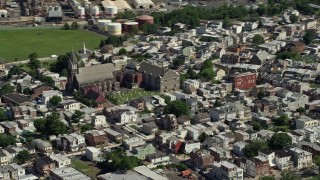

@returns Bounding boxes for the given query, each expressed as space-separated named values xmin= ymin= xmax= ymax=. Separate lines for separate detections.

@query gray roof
xmin=75 ymin=63 xmax=115 ymax=84
xmin=138 ymin=61 xmax=164 ymax=76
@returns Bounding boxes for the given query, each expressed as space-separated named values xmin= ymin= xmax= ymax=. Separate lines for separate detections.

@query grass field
xmin=72 ymin=160 xmax=100 ymax=179
xmin=106 ymin=89 xmax=160 ymax=105
xmin=0 ymin=28 xmax=104 ymax=62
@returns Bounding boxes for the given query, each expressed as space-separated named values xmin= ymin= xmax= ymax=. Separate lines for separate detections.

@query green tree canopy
xmin=71 ymin=21 xmax=80 ymax=30
xmin=290 ymin=14 xmax=298 ymax=23
xmin=252 ymin=121 xmax=262 ymax=131
xmin=99 ymin=148 xmax=141 ymax=172
xmin=244 ymin=140 xmax=268 ymax=158
xmin=269 ymin=133 xmax=292 ymax=150
xmin=71 ymin=110 xmax=85 ymax=123
xmin=34 ymin=118 xmax=46 ymax=134
xmin=252 ymin=34 xmax=265 ymax=45
xmin=259 ymin=176 xmax=275 ymax=180
xmin=164 ymin=100 xmax=190 ymax=117
xmin=303 ymin=29 xmax=317 ymax=45
xmin=49 ymin=95 xmax=62 ymax=107
xmin=273 ymin=115 xmax=288 ymax=126
xmin=0 ymin=134 xmax=16 ymax=148
xmin=81 ymin=124 xmax=93 ymax=133
xmin=63 ymin=23 xmax=70 ymax=30
xmin=15 ymin=150 xmax=31 ymax=164
xmin=118 ymin=48 xmax=128 ymax=55
xmin=0 ymin=83 xmax=14 ymax=97
xmin=198 ymin=132 xmax=209 ymax=143
xmin=46 ymin=112 xmax=67 ymax=135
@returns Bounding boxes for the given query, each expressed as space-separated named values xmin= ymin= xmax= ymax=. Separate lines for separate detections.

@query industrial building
xmin=108 ymin=22 xmax=122 ymax=35
xmin=102 ymin=0 xmax=131 ymax=11
xmin=136 ymin=15 xmax=154 ymax=27
xmin=130 ymin=0 xmax=155 ymax=9
xmin=46 ymin=5 xmax=62 ymax=22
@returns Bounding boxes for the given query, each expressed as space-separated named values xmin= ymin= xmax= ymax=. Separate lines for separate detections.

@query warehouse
xmin=102 ymin=0 xmax=131 ymax=11
xmin=130 ymin=0 xmax=154 ymax=9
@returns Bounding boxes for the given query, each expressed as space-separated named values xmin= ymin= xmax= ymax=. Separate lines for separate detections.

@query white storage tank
xmin=108 ymin=23 xmax=122 ymax=36
xmin=97 ymin=19 xmax=111 ymax=31
xmin=77 ymin=6 xmax=85 ymax=19
xmin=105 ymin=6 xmax=117 ymax=17
xmin=91 ymin=6 xmax=99 ymax=17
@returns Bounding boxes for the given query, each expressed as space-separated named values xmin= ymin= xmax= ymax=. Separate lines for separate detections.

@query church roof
xmin=138 ymin=61 xmax=164 ymax=76
xmin=75 ymin=63 xmax=115 ymax=84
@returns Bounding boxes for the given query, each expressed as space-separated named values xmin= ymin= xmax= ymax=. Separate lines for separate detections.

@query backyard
xmin=0 ymin=28 xmax=104 ymax=61
xmin=71 ymin=159 xmax=100 ymax=179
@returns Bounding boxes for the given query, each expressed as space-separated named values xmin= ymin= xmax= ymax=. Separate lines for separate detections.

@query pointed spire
xmin=71 ymin=48 xmax=78 ymax=64
xmin=83 ymin=42 xmax=86 ymax=55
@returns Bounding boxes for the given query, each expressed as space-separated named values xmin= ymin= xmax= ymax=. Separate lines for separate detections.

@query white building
xmin=123 ymin=137 xmax=145 ymax=151
xmin=61 ymin=100 xmax=81 ymax=111
xmin=258 ymin=149 xmax=276 ymax=167
xmin=92 ymin=115 xmax=108 ymax=127
xmin=40 ymin=90 xmax=63 ymax=105
xmin=85 ymin=147 xmax=102 ymax=162
xmin=209 ymin=161 xmax=243 ymax=180
xmin=130 ymin=0 xmax=154 ymax=9
xmin=49 ymin=154 xmax=71 ymax=168
xmin=184 ymin=141 xmax=201 ymax=154
xmin=289 ymin=147 xmax=313 ymax=169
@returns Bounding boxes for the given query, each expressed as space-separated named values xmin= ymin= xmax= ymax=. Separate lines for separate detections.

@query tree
xmin=214 ymin=100 xmax=222 ymax=107
xmin=114 ymin=11 xmax=136 ymax=19
xmin=296 ymin=107 xmax=306 ymax=113
xmin=315 ymin=155 xmax=320 ymax=172
xmin=199 ymin=68 xmax=216 ymax=82
xmin=34 ymin=118 xmax=46 ymax=134
xmin=176 ymin=163 xmax=188 ymax=171
xmin=258 ymin=19 xmax=263 ymax=28
xmin=252 ymin=34 xmax=265 ymax=45
xmin=71 ymin=110 xmax=85 ymax=123
xmin=164 ymin=100 xmax=190 ymax=117
xmin=222 ymin=17 xmax=231 ymax=29
xmin=273 ymin=115 xmax=288 ymax=126
xmin=63 ymin=23 xmax=70 ymax=30
xmin=244 ymin=140 xmax=268 ymax=158
xmin=173 ymin=58 xmax=185 ymax=68
xmin=28 ymin=52 xmax=38 ymax=60
xmin=71 ymin=21 xmax=80 ymax=30
xmin=269 ymin=133 xmax=292 ymax=150
xmin=27 ymin=58 xmax=41 ymax=70
xmin=280 ymin=169 xmax=300 ymax=180
xmin=15 ymin=150 xmax=31 ymax=164
xmin=8 ymin=65 xmax=22 ymax=78
xmin=259 ymin=176 xmax=275 ymax=180
xmin=49 ymin=95 xmax=62 ymax=107
xmin=23 ymin=88 xmax=32 ymax=95
xmin=201 ymin=59 xmax=213 ymax=70
xmin=141 ymin=23 xmax=158 ymax=34
xmin=99 ymin=148 xmax=141 ymax=172
xmin=303 ymin=29 xmax=317 ymax=45
xmin=0 ymin=83 xmax=14 ymax=96
xmin=0 ymin=108 xmax=9 ymax=122
xmin=118 ymin=48 xmax=128 ymax=55
xmin=290 ymin=14 xmax=298 ymax=23
xmin=45 ymin=112 xmax=67 ymax=135
xmin=252 ymin=121 xmax=262 ymax=131
xmin=0 ymin=134 xmax=16 ymax=148
xmin=198 ymin=132 xmax=208 ymax=143
xmin=81 ymin=124 xmax=93 ymax=133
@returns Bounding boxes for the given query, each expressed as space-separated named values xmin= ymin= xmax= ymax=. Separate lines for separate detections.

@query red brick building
xmin=85 ymin=130 xmax=108 ymax=147
xmin=190 ymin=149 xmax=214 ymax=169
xmin=230 ymin=72 xmax=256 ymax=90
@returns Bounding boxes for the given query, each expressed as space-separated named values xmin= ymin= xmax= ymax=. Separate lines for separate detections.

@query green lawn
xmin=72 ymin=160 xmax=100 ymax=179
xmin=0 ymin=28 xmax=104 ymax=62
xmin=106 ymin=89 xmax=160 ymax=105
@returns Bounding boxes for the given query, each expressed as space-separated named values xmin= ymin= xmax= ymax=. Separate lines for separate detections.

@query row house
xmin=33 ymin=156 xmax=55 ymax=176
xmin=85 ymin=130 xmax=108 ymax=147
xmin=208 ymin=161 xmax=243 ymax=180
xmin=289 ymin=147 xmax=313 ymax=169
xmin=238 ymin=156 xmax=270 ymax=178
xmin=156 ymin=114 xmax=178 ymax=131
xmin=106 ymin=109 xmax=138 ymax=124
xmin=190 ymin=149 xmax=214 ymax=170
xmin=32 ymin=139 xmax=53 ymax=155
xmin=57 ymin=133 xmax=86 ymax=152
xmin=9 ymin=105 xmax=37 ymax=120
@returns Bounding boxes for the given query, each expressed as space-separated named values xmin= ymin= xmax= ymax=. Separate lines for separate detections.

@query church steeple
xmin=67 ymin=49 xmax=79 ymax=92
